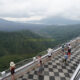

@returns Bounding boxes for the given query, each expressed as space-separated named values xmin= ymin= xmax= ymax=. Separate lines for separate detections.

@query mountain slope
xmin=0 ymin=30 xmax=56 ymax=71
xmin=0 ymin=18 xmax=47 ymax=31
xmin=26 ymin=16 xmax=80 ymax=25
xmin=37 ymin=24 xmax=80 ymax=42
xmin=0 ymin=30 xmax=55 ymax=56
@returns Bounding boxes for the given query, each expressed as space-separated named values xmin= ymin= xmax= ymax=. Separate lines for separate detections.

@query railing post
xmin=0 ymin=71 xmax=6 ymax=79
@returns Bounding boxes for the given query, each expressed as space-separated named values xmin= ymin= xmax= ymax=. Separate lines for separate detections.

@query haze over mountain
xmin=27 ymin=16 xmax=80 ymax=25
xmin=0 ymin=18 xmax=80 ymax=45
xmin=0 ymin=18 xmax=48 ymax=31
xmin=0 ymin=18 xmax=80 ymax=32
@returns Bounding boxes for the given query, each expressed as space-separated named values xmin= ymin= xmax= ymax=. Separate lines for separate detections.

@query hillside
xmin=0 ymin=30 xmax=55 ymax=71
xmin=0 ymin=19 xmax=47 ymax=31
xmin=37 ymin=24 xmax=80 ymax=43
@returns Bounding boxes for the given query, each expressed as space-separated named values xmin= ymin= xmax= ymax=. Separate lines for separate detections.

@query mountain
xmin=27 ymin=16 xmax=80 ymax=25
xmin=0 ymin=18 xmax=48 ymax=32
xmin=0 ymin=18 xmax=80 ymax=40
xmin=37 ymin=24 xmax=80 ymax=42
xmin=0 ymin=18 xmax=80 ymax=32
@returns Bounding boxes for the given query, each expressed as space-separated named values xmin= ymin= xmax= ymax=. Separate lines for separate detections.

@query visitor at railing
xmin=47 ymin=48 xmax=53 ymax=60
xmin=63 ymin=51 xmax=68 ymax=64
xmin=10 ymin=61 xmax=15 ymax=80
xmin=37 ymin=55 xmax=43 ymax=75
xmin=68 ymin=44 xmax=72 ymax=59
xmin=61 ymin=44 xmax=65 ymax=53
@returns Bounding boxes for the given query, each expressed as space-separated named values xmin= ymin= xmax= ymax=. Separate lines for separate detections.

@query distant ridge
xmin=0 ymin=18 xmax=48 ymax=32
xmin=26 ymin=16 xmax=80 ymax=25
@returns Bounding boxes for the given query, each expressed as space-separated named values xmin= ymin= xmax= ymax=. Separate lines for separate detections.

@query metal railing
xmin=5 ymin=58 xmax=33 ymax=73
xmin=74 ymin=69 xmax=80 ymax=80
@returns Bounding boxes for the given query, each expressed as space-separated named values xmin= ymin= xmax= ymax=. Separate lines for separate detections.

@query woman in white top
xmin=47 ymin=48 xmax=53 ymax=60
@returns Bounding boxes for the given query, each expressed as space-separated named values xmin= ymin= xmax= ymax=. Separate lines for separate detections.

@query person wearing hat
xmin=10 ymin=61 xmax=15 ymax=80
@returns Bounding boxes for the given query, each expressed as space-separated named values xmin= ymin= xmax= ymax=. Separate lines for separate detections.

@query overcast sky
xmin=0 ymin=0 xmax=80 ymax=21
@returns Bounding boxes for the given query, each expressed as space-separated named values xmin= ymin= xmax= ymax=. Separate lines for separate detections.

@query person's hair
xmin=40 ymin=60 xmax=42 ymax=65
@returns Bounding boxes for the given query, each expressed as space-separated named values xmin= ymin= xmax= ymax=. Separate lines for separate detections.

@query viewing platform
xmin=0 ymin=37 xmax=80 ymax=80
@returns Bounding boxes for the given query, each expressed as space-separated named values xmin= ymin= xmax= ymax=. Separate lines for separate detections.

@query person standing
xmin=37 ymin=55 xmax=43 ymax=75
xmin=68 ymin=44 xmax=72 ymax=59
xmin=62 ymin=44 xmax=65 ymax=53
xmin=65 ymin=43 xmax=69 ymax=51
xmin=47 ymin=48 xmax=53 ymax=60
xmin=64 ymin=51 xmax=68 ymax=63
xmin=10 ymin=61 xmax=15 ymax=80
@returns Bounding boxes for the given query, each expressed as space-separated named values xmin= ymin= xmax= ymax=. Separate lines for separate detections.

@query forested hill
xmin=0 ymin=30 xmax=55 ymax=71
xmin=37 ymin=24 xmax=80 ymax=42
xmin=0 ymin=19 xmax=47 ymax=31
xmin=0 ymin=30 xmax=55 ymax=56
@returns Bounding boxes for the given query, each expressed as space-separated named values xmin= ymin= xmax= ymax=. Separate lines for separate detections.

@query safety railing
xmin=4 ymin=50 xmax=47 ymax=73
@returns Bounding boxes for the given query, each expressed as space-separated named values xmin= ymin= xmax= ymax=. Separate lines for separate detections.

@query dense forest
xmin=37 ymin=24 xmax=80 ymax=42
xmin=0 ymin=30 xmax=56 ymax=71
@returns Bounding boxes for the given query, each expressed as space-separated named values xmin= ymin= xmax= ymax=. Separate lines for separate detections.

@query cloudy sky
xmin=0 ymin=0 xmax=80 ymax=22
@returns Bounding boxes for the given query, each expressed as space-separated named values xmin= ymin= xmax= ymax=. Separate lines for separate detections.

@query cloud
xmin=0 ymin=0 xmax=80 ymax=21
xmin=2 ymin=16 xmax=44 ymax=22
